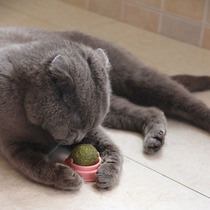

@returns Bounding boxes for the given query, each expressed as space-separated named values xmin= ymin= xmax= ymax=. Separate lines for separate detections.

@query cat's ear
xmin=51 ymin=55 xmax=68 ymax=76
xmin=49 ymin=54 xmax=74 ymax=95
xmin=96 ymin=48 xmax=110 ymax=69
xmin=50 ymin=54 xmax=73 ymax=82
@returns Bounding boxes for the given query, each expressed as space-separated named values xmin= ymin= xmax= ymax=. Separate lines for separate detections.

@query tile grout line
xmin=199 ymin=0 xmax=209 ymax=46
xmin=123 ymin=0 xmax=160 ymax=15
xmin=123 ymin=0 xmax=210 ymax=28
xmin=202 ymin=0 xmax=209 ymax=24
xmin=120 ymin=1 xmax=125 ymax=21
xmin=124 ymin=155 xmax=210 ymax=199
xmin=158 ymin=0 xmax=164 ymax=34
xmin=85 ymin=0 xmax=90 ymax=10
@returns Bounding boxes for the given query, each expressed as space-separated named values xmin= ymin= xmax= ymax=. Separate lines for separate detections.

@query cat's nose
xmin=58 ymin=131 xmax=85 ymax=145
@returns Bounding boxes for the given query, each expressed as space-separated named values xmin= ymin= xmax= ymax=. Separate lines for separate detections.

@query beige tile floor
xmin=0 ymin=0 xmax=210 ymax=209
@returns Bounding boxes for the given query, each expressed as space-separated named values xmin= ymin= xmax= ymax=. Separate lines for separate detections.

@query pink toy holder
xmin=64 ymin=153 xmax=101 ymax=182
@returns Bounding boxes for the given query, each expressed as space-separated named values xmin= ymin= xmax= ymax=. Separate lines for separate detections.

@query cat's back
xmin=0 ymin=27 xmax=29 ymax=48
xmin=0 ymin=27 xmax=54 ymax=49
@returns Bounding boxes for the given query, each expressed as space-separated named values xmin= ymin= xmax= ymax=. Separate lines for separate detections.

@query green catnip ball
xmin=70 ymin=144 xmax=99 ymax=166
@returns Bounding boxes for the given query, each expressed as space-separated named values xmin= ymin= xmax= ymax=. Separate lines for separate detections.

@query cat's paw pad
xmin=95 ymin=163 xmax=119 ymax=189
xmin=54 ymin=163 xmax=83 ymax=190
xmin=144 ymin=130 xmax=165 ymax=154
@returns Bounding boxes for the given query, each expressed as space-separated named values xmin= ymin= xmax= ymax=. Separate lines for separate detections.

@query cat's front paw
xmin=144 ymin=130 xmax=165 ymax=154
xmin=53 ymin=163 xmax=83 ymax=190
xmin=95 ymin=162 xmax=121 ymax=189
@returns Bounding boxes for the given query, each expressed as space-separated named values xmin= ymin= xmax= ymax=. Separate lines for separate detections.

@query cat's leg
xmin=171 ymin=75 xmax=210 ymax=92
xmin=116 ymin=66 xmax=210 ymax=133
xmin=103 ymin=95 xmax=167 ymax=154
xmin=82 ymin=126 xmax=123 ymax=189
xmin=3 ymin=142 xmax=83 ymax=190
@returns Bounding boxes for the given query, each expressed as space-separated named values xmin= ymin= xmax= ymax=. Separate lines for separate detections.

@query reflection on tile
xmin=1 ymin=156 xmax=210 ymax=209
xmin=123 ymin=2 xmax=160 ymax=32
xmin=202 ymin=27 xmax=210 ymax=50
xmin=0 ymin=0 xmax=114 ymax=30
xmin=0 ymin=4 xmax=28 ymax=27
xmin=89 ymin=0 xmax=122 ymax=20
xmin=161 ymin=15 xmax=202 ymax=46
xmin=130 ymin=0 xmax=162 ymax=9
xmin=84 ymin=22 xmax=210 ymax=76
xmin=164 ymin=0 xmax=205 ymax=21
xmin=61 ymin=0 xmax=88 ymax=9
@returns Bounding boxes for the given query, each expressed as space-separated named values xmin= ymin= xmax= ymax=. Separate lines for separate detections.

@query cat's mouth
xmin=56 ymin=133 xmax=85 ymax=145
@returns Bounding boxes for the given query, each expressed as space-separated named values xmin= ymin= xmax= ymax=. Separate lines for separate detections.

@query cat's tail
xmin=171 ymin=75 xmax=210 ymax=92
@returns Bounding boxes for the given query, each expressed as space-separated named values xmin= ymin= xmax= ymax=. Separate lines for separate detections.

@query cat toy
xmin=64 ymin=144 xmax=101 ymax=182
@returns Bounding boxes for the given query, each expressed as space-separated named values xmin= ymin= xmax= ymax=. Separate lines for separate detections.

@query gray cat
xmin=0 ymin=27 xmax=210 ymax=191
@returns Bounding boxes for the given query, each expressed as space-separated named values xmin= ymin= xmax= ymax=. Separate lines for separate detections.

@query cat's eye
xmin=50 ymin=76 xmax=58 ymax=83
xmin=69 ymin=129 xmax=76 ymax=134
xmin=69 ymin=129 xmax=78 ymax=139
xmin=87 ymin=57 xmax=92 ymax=67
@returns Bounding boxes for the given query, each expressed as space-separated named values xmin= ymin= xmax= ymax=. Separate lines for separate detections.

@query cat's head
xmin=24 ymin=42 xmax=111 ymax=145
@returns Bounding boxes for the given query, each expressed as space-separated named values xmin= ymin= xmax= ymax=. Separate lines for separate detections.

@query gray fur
xmin=0 ymin=27 xmax=210 ymax=190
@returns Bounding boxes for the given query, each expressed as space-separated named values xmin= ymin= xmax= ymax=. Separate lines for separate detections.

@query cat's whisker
xmin=41 ymin=119 xmax=51 ymax=130
xmin=31 ymin=143 xmax=61 ymax=170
